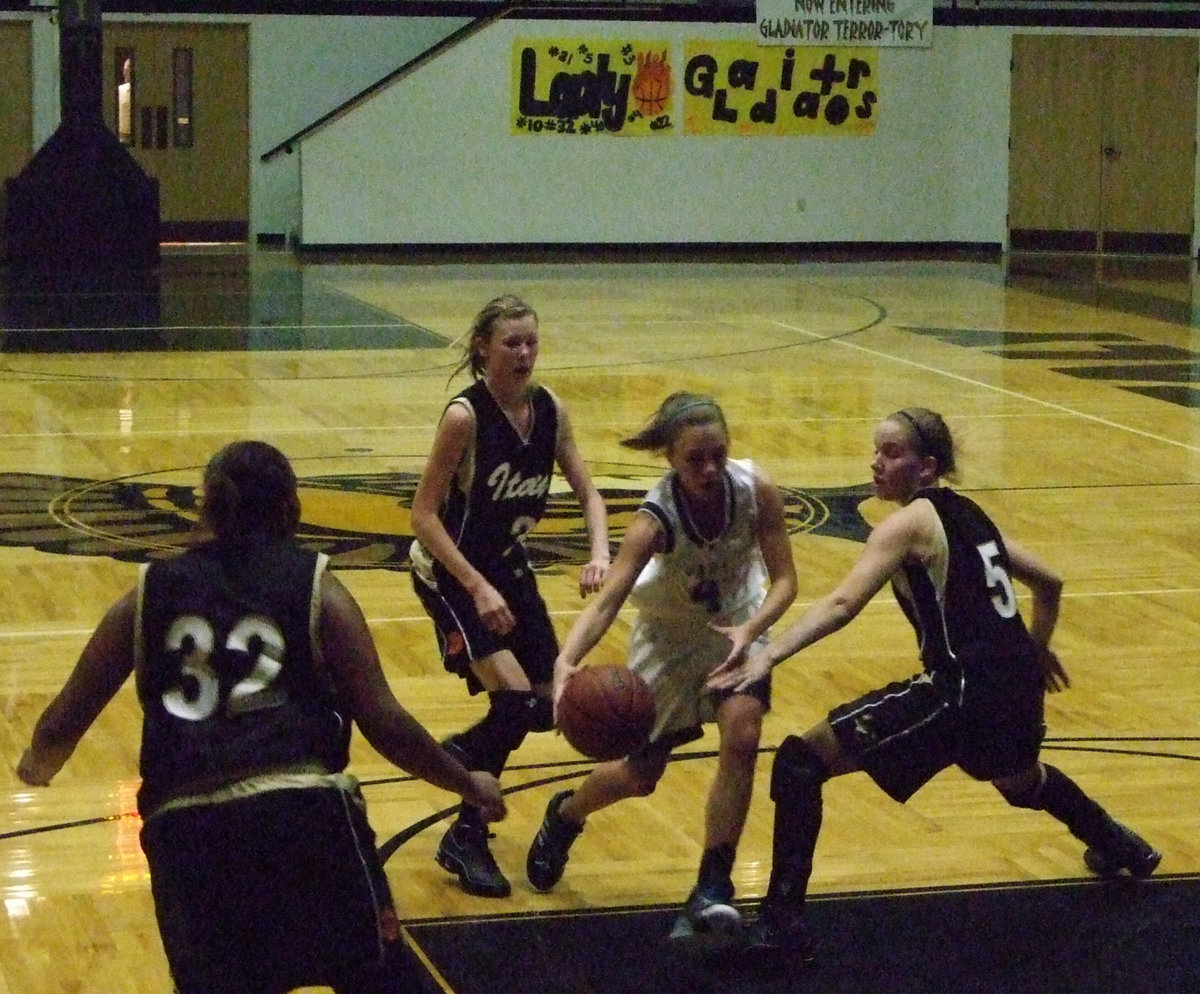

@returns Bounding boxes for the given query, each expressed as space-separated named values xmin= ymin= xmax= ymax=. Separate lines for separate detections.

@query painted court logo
xmin=0 ymin=468 xmax=875 ymax=570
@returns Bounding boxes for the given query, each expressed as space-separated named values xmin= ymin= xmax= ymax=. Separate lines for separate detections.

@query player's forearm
xmin=558 ymin=600 xmax=617 ymax=669
xmin=364 ymin=709 xmax=476 ymax=796
xmin=1026 ymin=595 xmax=1060 ymax=650
xmin=763 ymin=595 xmax=853 ymax=667
xmin=412 ymin=516 xmax=489 ymax=595
xmin=18 ymin=705 xmax=85 ymax=785
xmin=581 ymin=495 xmax=612 ymax=565
xmin=744 ymin=573 xmax=798 ymax=644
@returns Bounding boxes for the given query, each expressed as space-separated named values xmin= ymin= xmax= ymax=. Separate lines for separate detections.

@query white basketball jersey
xmin=628 ymin=458 xmax=767 ymax=629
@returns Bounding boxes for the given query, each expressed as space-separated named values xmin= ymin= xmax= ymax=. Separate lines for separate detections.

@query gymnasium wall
xmin=250 ymin=14 xmax=469 ymax=240
xmin=298 ymin=17 xmax=1012 ymax=248
xmin=9 ymin=8 xmax=1200 ymax=249
xmin=12 ymin=10 xmax=467 ymax=243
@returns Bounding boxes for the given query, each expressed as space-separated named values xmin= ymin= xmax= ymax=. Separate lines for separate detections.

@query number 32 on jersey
xmin=161 ymin=614 xmax=288 ymax=721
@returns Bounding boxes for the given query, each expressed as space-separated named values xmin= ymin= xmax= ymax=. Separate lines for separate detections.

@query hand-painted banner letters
xmin=512 ymin=38 xmax=675 ymax=135
xmin=684 ymin=42 xmax=877 ymax=135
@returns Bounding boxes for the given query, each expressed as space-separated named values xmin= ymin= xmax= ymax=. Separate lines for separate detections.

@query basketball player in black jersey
xmin=708 ymin=407 xmax=1160 ymax=963
xmin=410 ymin=295 xmax=611 ymax=897
xmin=18 ymin=441 xmax=505 ymax=994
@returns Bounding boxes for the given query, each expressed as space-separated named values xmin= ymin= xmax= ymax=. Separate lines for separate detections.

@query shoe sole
xmin=435 ymin=849 xmax=512 ymax=898
xmin=1084 ymin=846 xmax=1162 ymax=879
xmin=668 ymin=911 xmax=744 ymax=960
xmin=526 ymin=863 xmax=562 ymax=893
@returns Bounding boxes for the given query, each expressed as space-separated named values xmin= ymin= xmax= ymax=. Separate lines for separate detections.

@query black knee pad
xmin=770 ymin=735 xmax=829 ymax=804
xmin=996 ymin=775 xmax=1043 ymax=811
xmin=529 ymin=693 xmax=554 ymax=733
xmin=489 ymin=690 xmax=540 ymax=752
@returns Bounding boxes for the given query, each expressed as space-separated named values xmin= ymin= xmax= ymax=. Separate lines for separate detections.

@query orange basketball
xmin=557 ymin=665 xmax=656 ymax=761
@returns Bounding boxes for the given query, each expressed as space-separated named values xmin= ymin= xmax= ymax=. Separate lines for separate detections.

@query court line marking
xmin=2 ymin=588 xmax=1197 ymax=641
xmin=771 ymin=318 xmax=1200 ymax=456
xmin=0 ymin=410 xmax=1081 ymax=442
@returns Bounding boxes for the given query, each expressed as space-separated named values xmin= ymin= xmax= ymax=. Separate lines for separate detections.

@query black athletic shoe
xmin=436 ymin=819 xmax=511 ymax=898
xmin=742 ymin=908 xmax=817 ymax=966
xmin=1083 ymin=821 xmax=1162 ymax=879
xmin=682 ymin=885 xmax=742 ymax=935
xmin=667 ymin=885 xmax=744 ymax=958
xmin=526 ymin=790 xmax=583 ymax=892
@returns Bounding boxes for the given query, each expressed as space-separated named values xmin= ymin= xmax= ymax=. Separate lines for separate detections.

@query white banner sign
xmin=757 ymin=0 xmax=933 ymax=48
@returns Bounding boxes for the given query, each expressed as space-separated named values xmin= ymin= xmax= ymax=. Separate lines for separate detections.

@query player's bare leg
xmin=673 ymin=694 xmax=764 ymax=949
xmin=527 ymin=749 xmax=669 ymax=891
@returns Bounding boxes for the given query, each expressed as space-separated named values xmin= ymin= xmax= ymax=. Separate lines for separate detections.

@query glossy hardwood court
xmin=2 ymin=247 xmax=1198 ymax=992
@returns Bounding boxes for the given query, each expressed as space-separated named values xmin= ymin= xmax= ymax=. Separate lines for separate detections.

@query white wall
xmin=250 ymin=14 xmax=467 ymax=239
xmin=13 ymin=13 xmax=1198 ymax=248
xmin=300 ymin=19 xmax=1017 ymax=246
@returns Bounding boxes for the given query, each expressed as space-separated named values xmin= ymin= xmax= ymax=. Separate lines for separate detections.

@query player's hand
xmin=464 ymin=771 xmax=506 ymax=822
xmin=709 ymin=622 xmax=753 ymax=670
xmin=1039 ymin=647 xmax=1070 ymax=693
xmin=706 ymin=644 xmax=771 ymax=693
xmin=16 ymin=748 xmax=54 ymax=787
xmin=551 ymin=657 xmax=579 ymax=723
xmin=578 ymin=557 xmax=610 ymax=597
xmin=472 ymin=582 xmax=515 ymax=636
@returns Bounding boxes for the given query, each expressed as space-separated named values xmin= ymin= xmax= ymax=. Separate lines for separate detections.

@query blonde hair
xmin=449 ymin=294 xmax=538 ymax=383
xmin=891 ymin=407 xmax=958 ymax=480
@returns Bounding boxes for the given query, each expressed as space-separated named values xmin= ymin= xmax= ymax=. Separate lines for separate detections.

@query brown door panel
xmin=1009 ymin=34 xmax=1196 ymax=255
xmin=104 ymin=22 xmax=248 ymax=240
xmin=0 ymin=20 xmax=34 ymax=250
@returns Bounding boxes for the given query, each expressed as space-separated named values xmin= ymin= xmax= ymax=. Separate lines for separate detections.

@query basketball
xmin=557 ymin=665 xmax=656 ymax=761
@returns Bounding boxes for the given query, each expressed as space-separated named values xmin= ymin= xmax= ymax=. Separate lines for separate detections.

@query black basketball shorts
xmin=828 ymin=672 xmax=1044 ymax=803
xmin=141 ymin=780 xmax=415 ymax=994
xmin=411 ymin=563 xmax=558 ymax=694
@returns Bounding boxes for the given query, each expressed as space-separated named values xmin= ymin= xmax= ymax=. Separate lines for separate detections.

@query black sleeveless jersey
xmin=892 ymin=487 xmax=1041 ymax=703
xmin=433 ymin=380 xmax=559 ymax=584
xmin=134 ymin=536 xmax=350 ymax=815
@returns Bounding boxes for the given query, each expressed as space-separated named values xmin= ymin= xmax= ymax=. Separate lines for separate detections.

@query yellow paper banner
xmin=512 ymin=38 xmax=676 ymax=136
xmin=683 ymin=41 xmax=878 ymax=135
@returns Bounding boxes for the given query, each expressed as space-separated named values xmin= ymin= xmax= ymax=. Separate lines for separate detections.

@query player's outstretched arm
xmin=18 ymin=589 xmax=138 ymax=786
xmin=553 ymin=510 xmax=660 ymax=700
xmin=320 ymin=572 xmax=504 ymax=820
xmin=709 ymin=502 xmax=917 ymax=691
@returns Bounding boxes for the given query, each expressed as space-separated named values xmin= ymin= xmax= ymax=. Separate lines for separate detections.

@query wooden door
xmin=0 ymin=19 xmax=33 ymax=248
xmin=103 ymin=22 xmax=249 ymax=242
xmin=1101 ymin=35 xmax=1197 ymax=253
xmin=1009 ymin=34 xmax=1104 ymax=251
xmin=1009 ymin=34 xmax=1197 ymax=255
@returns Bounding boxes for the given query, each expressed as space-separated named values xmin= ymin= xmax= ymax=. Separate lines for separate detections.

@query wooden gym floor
xmin=0 ymin=247 xmax=1198 ymax=992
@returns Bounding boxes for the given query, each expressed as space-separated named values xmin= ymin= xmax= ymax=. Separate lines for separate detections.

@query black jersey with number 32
xmin=892 ymin=487 xmax=1041 ymax=704
xmin=134 ymin=536 xmax=350 ymax=815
